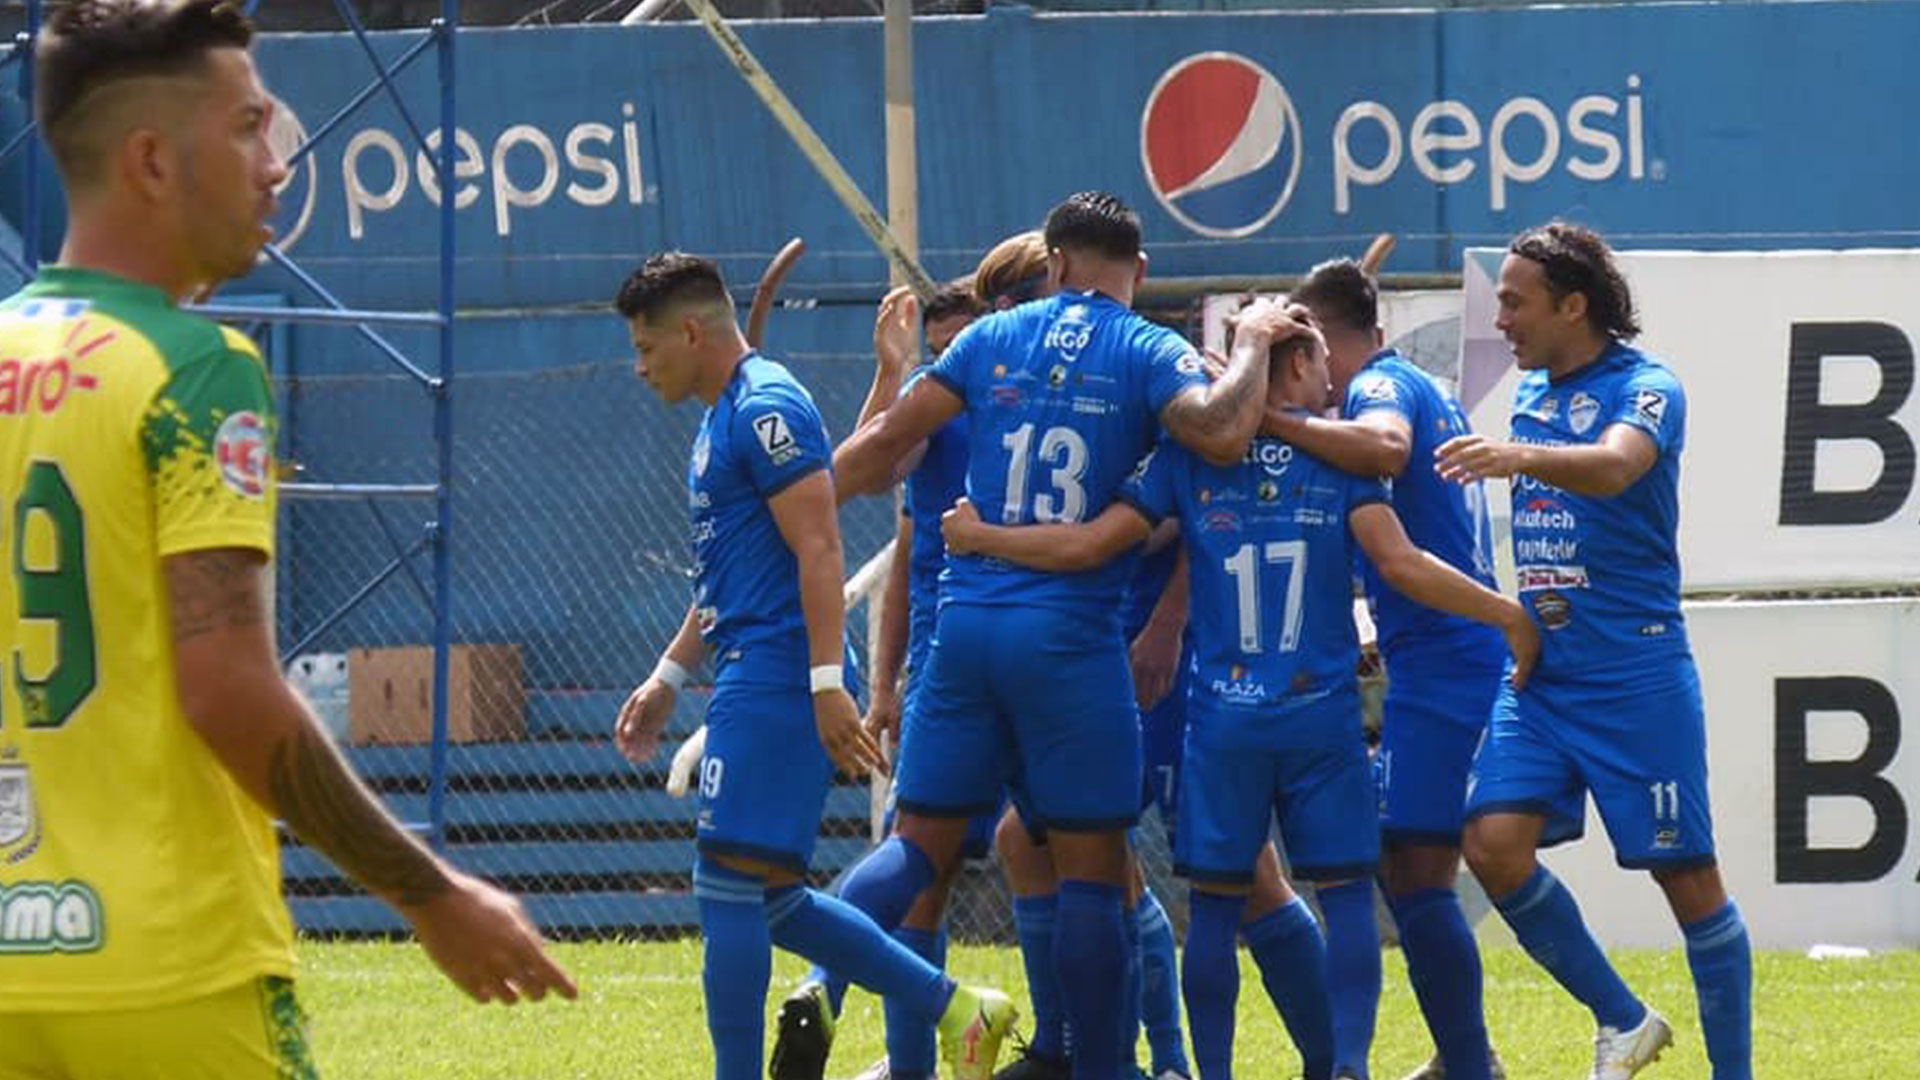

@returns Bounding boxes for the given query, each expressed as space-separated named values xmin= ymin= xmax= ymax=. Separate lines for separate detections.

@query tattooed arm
xmin=165 ymin=548 xmax=577 ymax=1004
xmin=1157 ymin=298 xmax=1305 ymax=466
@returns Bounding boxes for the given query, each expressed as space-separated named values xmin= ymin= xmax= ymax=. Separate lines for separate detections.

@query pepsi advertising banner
xmin=6 ymin=1 xmax=1914 ymax=309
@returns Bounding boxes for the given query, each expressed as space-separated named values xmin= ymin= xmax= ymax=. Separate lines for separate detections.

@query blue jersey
xmin=1344 ymin=349 xmax=1501 ymax=661
xmin=902 ymin=373 xmax=970 ymax=665
xmin=1508 ymin=341 xmax=1689 ymax=681
xmin=927 ymin=290 xmax=1207 ymax=617
xmin=1123 ymin=437 xmax=1390 ymax=748
xmin=688 ymin=354 xmax=832 ymax=682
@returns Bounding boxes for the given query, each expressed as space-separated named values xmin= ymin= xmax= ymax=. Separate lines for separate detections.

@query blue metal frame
xmin=1 ymin=0 xmax=463 ymax=852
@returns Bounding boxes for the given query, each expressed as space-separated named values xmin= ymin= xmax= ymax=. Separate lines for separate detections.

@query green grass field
xmin=298 ymin=939 xmax=1920 ymax=1078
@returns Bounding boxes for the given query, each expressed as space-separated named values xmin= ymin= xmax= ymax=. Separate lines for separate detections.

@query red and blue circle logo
xmin=1140 ymin=53 xmax=1302 ymax=239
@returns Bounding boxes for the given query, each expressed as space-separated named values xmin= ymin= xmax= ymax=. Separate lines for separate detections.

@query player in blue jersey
xmin=610 ymin=253 xmax=1016 ymax=1080
xmin=832 ymin=192 xmax=1292 ymax=1080
xmin=1434 ymin=223 xmax=1752 ymax=1080
xmin=941 ymin=326 xmax=1538 ymax=1080
xmin=773 ymin=279 xmax=994 ymax=1080
xmin=1265 ymin=260 xmax=1508 ymax=1080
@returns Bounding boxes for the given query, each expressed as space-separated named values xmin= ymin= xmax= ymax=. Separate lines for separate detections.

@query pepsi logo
xmin=1140 ymin=53 xmax=1302 ymax=239
xmin=265 ymin=92 xmax=318 ymax=254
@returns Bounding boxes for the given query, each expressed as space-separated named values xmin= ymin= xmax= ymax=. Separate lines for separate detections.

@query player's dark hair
xmin=1268 ymin=333 xmax=1317 ymax=379
xmin=614 ymin=252 xmax=731 ymax=323
xmin=1509 ymin=221 xmax=1641 ymax=341
xmin=1290 ymin=258 xmax=1378 ymax=334
xmin=1043 ymin=191 xmax=1142 ymax=263
xmin=924 ymin=279 xmax=986 ymax=325
xmin=36 ymin=0 xmax=254 ymax=185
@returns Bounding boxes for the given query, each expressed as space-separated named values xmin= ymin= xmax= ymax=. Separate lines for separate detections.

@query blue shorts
xmin=1376 ymin=660 xmax=1504 ymax=847
xmin=1465 ymin=662 xmax=1716 ymax=870
xmin=1138 ymin=655 xmax=1190 ymax=826
xmin=697 ymin=678 xmax=835 ymax=874
xmin=1176 ymin=700 xmax=1379 ymax=884
xmin=897 ymin=603 xmax=1141 ymax=833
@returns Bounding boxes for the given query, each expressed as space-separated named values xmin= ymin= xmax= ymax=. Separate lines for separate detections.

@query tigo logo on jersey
xmin=1141 ymin=53 xmax=1302 ymax=239
xmin=215 ymin=411 xmax=271 ymax=498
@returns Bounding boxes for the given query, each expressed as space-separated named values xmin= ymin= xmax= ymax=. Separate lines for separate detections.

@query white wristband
xmin=809 ymin=664 xmax=845 ymax=695
xmin=653 ymin=657 xmax=691 ymax=692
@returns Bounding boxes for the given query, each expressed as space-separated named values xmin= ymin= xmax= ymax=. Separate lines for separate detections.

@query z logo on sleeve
xmin=1632 ymin=389 xmax=1668 ymax=426
xmin=752 ymin=413 xmax=801 ymax=466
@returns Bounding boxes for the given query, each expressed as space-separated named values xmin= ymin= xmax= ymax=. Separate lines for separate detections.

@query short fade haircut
xmin=1290 ymin=258 xmax=1378 ymax=335
xmin=1509 ymin=221 xmax=1641 ymax=341
xmin=924 ymin=279 xmax=986 ymax=325
xmin=1043 ymin=191 xmax=1142 ymax=263
xmin=36 ymin=0 xmax=254 ymax=187
xmin=973 ymin=230 xmax=1047 ymax=309
xmin=614 ymin=252 xmax=732 ymax=324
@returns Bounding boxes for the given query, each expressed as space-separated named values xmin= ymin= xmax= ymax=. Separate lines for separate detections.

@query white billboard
xmin=1540 ymin=598 xmax=1920 ymax=949
xmin=1462 ymin=248 xmax=1920 ymax=592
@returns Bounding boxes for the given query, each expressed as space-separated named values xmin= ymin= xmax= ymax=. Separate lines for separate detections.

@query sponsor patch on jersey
xmin=1048 ymin=365 xmax=1068 ymax=389
xmin=1175 ymin=350 xmax=1206 ymax=377
xmin=1358 ymin=377 xmax=1397 ymax=403
xmin=1633 ymin=389 xmax=1668 ymax=427
xmin=1569 ymin=391 xmax=1600 ymax=435
xmin=214 ymin=410 xmax=270 ymax=498
xmin=992 ymin=385 xmax=1022 ymax=408
xmin=752 ymin=412 xmax=801 ymax=466
xmin=1257 ymin=479 xmax=1280 ymax=502
xmin=690 ymin=429 xmax=712 ymax=477
xmin=1516 ymin=564 xmax=1591 ymax=591
xmin=0 ymin=765 xmax=33 ymax=850
xmin=1202 ymin=509 xmax=1242 ymax=533
xmin=0 ymin=879 xmax=102 ymax=953
xmin=1532 ymin=590 xmax=1573 ymax=630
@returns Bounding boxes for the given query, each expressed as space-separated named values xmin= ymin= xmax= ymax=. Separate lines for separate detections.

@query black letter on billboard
xmin=1778 ymin=322 xmax=1914 ymax=525
xmin=1774 ymin=676 xmax=1907 ymax=883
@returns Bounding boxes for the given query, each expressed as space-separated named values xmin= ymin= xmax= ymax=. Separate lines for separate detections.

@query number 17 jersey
xmin=926 ymin=290 xmax=1206 ymax=620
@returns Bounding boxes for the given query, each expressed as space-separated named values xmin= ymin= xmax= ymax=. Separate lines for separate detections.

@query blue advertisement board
xmin=69 ymin=0 xmax=1898 ymax=310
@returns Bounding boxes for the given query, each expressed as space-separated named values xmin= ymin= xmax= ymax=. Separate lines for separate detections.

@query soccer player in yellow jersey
xmin=0 ymin=2 xmax=576 ymax=1076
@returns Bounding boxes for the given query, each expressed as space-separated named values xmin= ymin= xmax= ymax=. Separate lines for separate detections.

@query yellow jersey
xmin=0 ymin=267 xmax=291 ymax=1011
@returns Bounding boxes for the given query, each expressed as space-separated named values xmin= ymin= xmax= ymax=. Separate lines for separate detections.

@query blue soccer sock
xmin=838 ymin=835 xmax=938 ymax=936
xmin=1138 ymin=887 xmax=1192 ymax=1078
xmin=1493 ymin=865 xmax=1645 ymax=1032
xmin=1391 ymin=889 xmax=1491 ymax=1080
xmin=1318 ymin=881 xmax=1380 ymax=1080
xmin=1054 ymin=880 xmax=1128 ymax=1080
xmin=1182 ymin=890 xmax=1244 ymax=1080
xmin=1120 ymin=898 xmax=1143 ymax=1071
xmin=765 ymin=884 xmax=953 ymax=1025
xmin=1244 ymin=897 xmax=1336 ymax=1080
xmin=810 ymin=836 xmax=935 ymax=1016
xmin=1683 ymin=901 xmax=1753 ymax=1080
xmin=883 ymin=926 xmax=947 ymax=1080
xmin=1013 ymin=894 xmax=1069 ymax=1062
xmin=695 ymin=859 xmax=773 ymax=1080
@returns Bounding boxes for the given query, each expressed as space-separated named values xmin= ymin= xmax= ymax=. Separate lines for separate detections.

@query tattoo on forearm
xmin=166 ymin=550 xmax=267 ymax=644
xmin=267 ymin=723 xmax=451 ymax=908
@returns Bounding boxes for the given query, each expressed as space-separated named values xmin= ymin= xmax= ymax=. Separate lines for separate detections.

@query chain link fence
xmin=273 ymin=316 xmax=900 ymax=939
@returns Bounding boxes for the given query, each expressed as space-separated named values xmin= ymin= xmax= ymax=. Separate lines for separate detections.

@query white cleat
xmin=1396 ymin=1047 xmax=1507 ymax=1080
xmin=1590 ymin=1009 xmax=1673 ymax=1080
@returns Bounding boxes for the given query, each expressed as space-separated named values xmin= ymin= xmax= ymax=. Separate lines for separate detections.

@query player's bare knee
xmin=1461 ymin=819 xmax=1529 ymax=898
xmin=1384 ymin=842 xmax=1463 ymax=898
xmin=1651 ymin=861 xmax=1729 ymax=924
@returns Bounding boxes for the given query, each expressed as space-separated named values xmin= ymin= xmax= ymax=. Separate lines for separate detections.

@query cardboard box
xmin=348 ymin=644 xmax=525 ymax=745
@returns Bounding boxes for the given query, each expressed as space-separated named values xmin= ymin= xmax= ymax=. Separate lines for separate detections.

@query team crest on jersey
xmin=1568 ymin=392 xmax=1600 ymax=435
xmin=214 ymin=411 xmax=270 ymax=498
xmin=0 ymin=764 xmax=34 ymax=851
xmin=1633 ymin=389 xmax=1668 ymax=426
xmin=1524 ymin=397 xmax=1560 ymax=423
xmin=752 ymin=413 xmax=800 ymax=466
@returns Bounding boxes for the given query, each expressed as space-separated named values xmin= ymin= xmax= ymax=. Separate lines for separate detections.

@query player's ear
xmin=1557 ymin=288 xmax=1589 ymax=329
xmin=122 ymin=126 xmax=175 ymax=204
xmin=1045 ymin=247 xmax=1067 ymax=293
xmin=1134 ymin=251 xmax=1149 ymax=289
